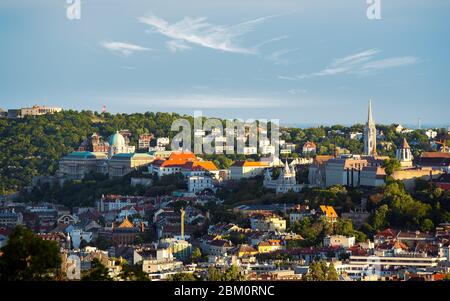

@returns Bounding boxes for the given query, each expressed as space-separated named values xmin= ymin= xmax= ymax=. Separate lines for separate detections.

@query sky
xmin=0 ymin=0 xmax=449 ymax=126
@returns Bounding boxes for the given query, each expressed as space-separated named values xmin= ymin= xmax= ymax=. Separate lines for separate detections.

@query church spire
xmin=368 ymin=99 xmax=374 ymax=125
xmin=364 ymin=99 xmax=377 ymax=156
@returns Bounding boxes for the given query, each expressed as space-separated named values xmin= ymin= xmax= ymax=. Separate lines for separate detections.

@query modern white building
xmin=188 ymin=176 xmax=214 ymax=193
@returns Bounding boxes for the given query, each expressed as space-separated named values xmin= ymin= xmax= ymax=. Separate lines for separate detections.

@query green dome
xmin=109 ymin=131 xmax=125 ymax=147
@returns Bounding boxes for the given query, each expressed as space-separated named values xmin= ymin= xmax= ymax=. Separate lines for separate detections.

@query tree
xmin=206 ymin=265 xmax=245 ymax=281
xmin=304 ymin=260 xmax=338 ymax=281
xmin=371 ymin=204 xmax=389 ymax=231
xmin=222 ymin=265 xmax=245 ymax=281
xmin=304 ymin=261 xmax=326 ymax=281
xmin=190 ymin=247 xmax=202 ymax=263
xmin=421 ymin=219 xmax=434 ymax=232
xmin=167 ymin=272 xmax=198 ymax=281
xmin=0 ymin=226 xmax=62 ymax=281
xmin=207 ymin=266 xmax=223 ymax=281
xmin=118 ymin=262 xmax=150 ymax=281
xmin=326 ymin=262 xmax=339 ymax=281
xmin=82 ymin=258 xmax=111 ymax=281
xmin=382 ymin=159 xmax=401 ymax=176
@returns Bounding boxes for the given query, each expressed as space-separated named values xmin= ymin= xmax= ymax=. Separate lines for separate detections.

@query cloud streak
xmin=106 ymin=94 xmax=306 ymax=109
xmin=138 ymin=13 xmax=281 ymax=54
xmin=278 ymin=49 xmax=419 ymax=80
xmin=100 ymin=41 xmax=152 ymax=56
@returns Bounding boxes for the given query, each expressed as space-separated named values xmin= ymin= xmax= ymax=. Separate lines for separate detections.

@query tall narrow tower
xmin=180 ymin=208 xmax=185 ymax=240
xmin=364 ymin=100 xmax=377 ymax=156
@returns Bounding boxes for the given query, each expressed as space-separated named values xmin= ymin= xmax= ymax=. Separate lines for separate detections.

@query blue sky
xmin=0 ymin=0 xmax=449 ymax=126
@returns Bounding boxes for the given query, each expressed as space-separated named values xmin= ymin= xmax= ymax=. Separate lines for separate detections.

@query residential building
xmin=138 ymin=134 xmax=153 ymax=150
xmin=258 ymin=240 xmax=284 ymax=253
xmin=324 ymin=235 xmax=355 ymax=248
xmin=250 ymin=215 xmax=286 ymax=232
xmin=188 ymin=176 xmax=214 ymax=193
xmin=319 ymin=205 xmax=338 ymax=223
xmin=230 ymin=161 xmax=269 ymax=180
xmin=0 ymin=210 xmax=23 ymax=227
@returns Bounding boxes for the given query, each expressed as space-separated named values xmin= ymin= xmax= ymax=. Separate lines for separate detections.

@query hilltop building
xmin=77 ymin=133 xmax=109 ymax=153
xmin=57 ymin=152 xmax=108 ymax=180
xmin=58 ymin=131 xmax=153 ymax=180
xmin=108 ymin=131 xmax=135 ymax=157
xmin=7 ymin=105 xmax=62 ymax=118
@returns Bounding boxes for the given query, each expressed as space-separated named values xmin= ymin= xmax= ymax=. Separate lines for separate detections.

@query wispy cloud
xmin=278 ymin=49 xmax=419 ymax=80
xmin=106 ymin=93 xmax=305 ymax=109
xmin=166 ymin=40 xmax=191 ymax=53
xmin=288 ymin=88 xmax=307 ymax=95
xmin=138 ymin=13 xmax=282 ymax=54
xmin=100 ymin=41 xmax=152 ymax=56
xmin=267 ymin=48 xmax=300 ymax=65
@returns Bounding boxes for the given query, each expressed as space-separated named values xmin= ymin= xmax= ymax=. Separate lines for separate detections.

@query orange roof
xmin=159 ymin=151 xmax=199 ymax=167
xmin=319 ymin=205 xmax=338 ymax=218
xmin=421 ymin=152 xmax=450 ymax=159
xmin=303 ymin=141 xmax=317 ymax=148
xmin=118 ymin=217 xmax=134 ymax=228
xmin=193 ymin=161 xmax=218 ymax=171
xmin=232 ymin=161 xmax=269 ymax=168
xmin=168 ymin=151 xmax=198 ymax=162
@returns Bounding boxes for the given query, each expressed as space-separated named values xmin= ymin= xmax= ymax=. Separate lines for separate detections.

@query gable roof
xmin=319 ymin=205 xmax=338 ymax=218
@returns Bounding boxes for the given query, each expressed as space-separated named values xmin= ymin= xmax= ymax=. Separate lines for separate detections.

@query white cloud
xmin=278 ymin=49 xmax=419 ymax=80
xmin=166 ymin=40 xmax=192 ymax=52
xmin=100 ymin=41 xmax=152 ymax=56
xmin=138 ymin=13 xmax=281 ymax=54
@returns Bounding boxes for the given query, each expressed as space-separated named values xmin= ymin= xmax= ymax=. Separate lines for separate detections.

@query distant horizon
xmin=2 ymin=103 xmax=449 ymax=130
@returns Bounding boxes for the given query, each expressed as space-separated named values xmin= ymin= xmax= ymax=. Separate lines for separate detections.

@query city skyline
xmin=0 ymin=0 xmax=449 ymax=125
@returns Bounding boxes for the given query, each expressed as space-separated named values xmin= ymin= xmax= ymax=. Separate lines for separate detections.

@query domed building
xmin=108 ymin=131 xmax=135 ymax=157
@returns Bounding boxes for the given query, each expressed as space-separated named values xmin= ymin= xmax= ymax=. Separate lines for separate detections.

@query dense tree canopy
xmin=0 ymin=226 xmax=62 ymax=281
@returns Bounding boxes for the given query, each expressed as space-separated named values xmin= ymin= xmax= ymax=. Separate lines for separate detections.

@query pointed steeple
xmin=401 ymin=138 xmax=410 ymax=149
xmin=284 ymin=159 xmax=291 ymax=174
xmin=367 ymin=99 xmax=374 ymax=125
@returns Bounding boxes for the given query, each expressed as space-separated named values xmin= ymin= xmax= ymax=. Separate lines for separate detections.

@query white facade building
xmin=188 ymin=176 xmax=214 ymax=193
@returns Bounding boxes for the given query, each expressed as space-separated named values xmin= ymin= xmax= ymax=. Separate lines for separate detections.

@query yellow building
xmin=238 ymin=245 xmax=258 ymax=258
xmin=257 ymin=240 xmax=284 ymax=254
xmin=230 ymin=161 xmax=270 ymax=180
